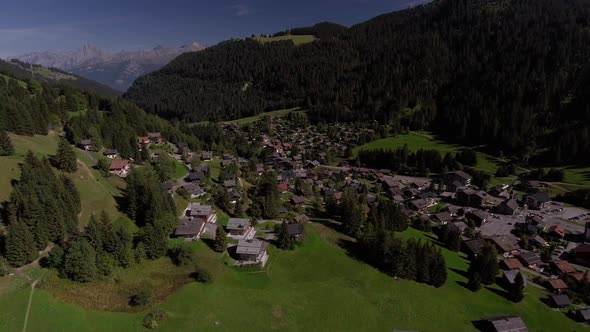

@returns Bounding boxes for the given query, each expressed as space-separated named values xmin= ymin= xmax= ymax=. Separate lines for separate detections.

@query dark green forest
xmin=125 ymin=0 xmax=590 ymax=165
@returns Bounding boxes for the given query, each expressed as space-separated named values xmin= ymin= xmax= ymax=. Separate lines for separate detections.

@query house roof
xmin=109 ymin=159 xmax=129 ymax=170
xmin=578 ymin=308 xmax=590 ymax=321
xmin=503 ymin=270 xmax=527 ymax=287
xmin=502 ymin=258 xmax=523 ymax=270
xmin=183 ymin=183 xmax=204 ymax=195
xmin=502 ymin=199 xmax=519 ymax=210
xmin=286 ymin=223 xmax=304 ymax=236
xmin=517 ymin=251 xmax=541 ymax=266
xmin=552 ymin=260 xmax=575 ymax=275
xmin=482 ymin=315 xmax=528 ymax=332
xmin=226 ymin=218 xmax=250 ymax=231
xmin=527 ymin=192 xmax=551 ymax=204
xmin=103 ymin=149 xmax=118 ymax=155
xmin=548 ymin=224 xmax=565 ymax=238
xmin=551 ymin=294 xmax=571 ymax=307
xmin=434 ymin=212 xmax=452 ymax=223
xmin=491 ymin=236 xmax=520 ymax=253
xmin=464 ymin=238 xmax=487 ymax=256
xmin=236 ymin=239 xmax=267 ymax=255
xmin=189 ymin=203 xmax=214 ymax=217
xmin=175 ymin=218 xmax=205 ymax=236
xmin=291 ymin=196 xmax=306 ymax=205
xmin=80 ymin=139 xmax=92 ymax=145
xmin=548 ymin=278 xmax=568 ymax=290
xmin=277 ymin=183 xmax=289 ymax=192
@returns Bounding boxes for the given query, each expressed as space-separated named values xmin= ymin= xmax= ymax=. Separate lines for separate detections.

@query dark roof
xmin=236 ymin=239 xmax=267 ymax=255
xmin=434 ymin=212 xmax=452 ymax=222
xmin=503 ymin=270 xmax=527 ymax=287
xmin=517 ymin=251 xmax=541 ymax=266
xmin=482 ymin=315 xmax=528 ymax=332
xmin=175 ymin=218 xmax=205 ymax=236
xmin=226 ymin=218 xmax=250 ymax=231
xmin=103 ymin=149 xmax=118 ymax=155
xmin=527 ymin=192 xmax=551 ymax=204
xmin=551 ymin=294 xmax=572 ymax=307
xmin=577 ymin=308 xmax=590 ymax=321
xmin=464 ymin=238 xmax=487 ymax=256
xmin=80 ymin=139 xmax=92 ymax=145
xmin=286 ymin=223 xmax=304 ymax=236
xmin=161 ymin=182 xmax=173 ymax=191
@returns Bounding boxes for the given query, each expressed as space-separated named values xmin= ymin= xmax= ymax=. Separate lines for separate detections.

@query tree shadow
xmin=471 ymin=319 xmax=488 ymax=332
xmin=449 ymin=267 xmax=470 ymax=279
xmin=201 ymin=238 xmax=217 ymax=251
xmin=485 ymin=286 xmax=511 ymax=301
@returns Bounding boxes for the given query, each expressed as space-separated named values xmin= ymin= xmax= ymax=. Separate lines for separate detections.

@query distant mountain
xmin=0 ymin=58 xmax=120 ymax=97
xmin=13 ymin=42 xmax=205 ymax=91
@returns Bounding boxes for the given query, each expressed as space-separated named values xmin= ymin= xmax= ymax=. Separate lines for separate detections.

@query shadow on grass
xmin=485 ymin=286 xmax=511 ymax=301
xmin=449 ymin=267 xmax=470 ymax=279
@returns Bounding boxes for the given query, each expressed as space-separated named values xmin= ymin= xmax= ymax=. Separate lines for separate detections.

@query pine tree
xmin=468 ymin=272 xmax=482 ymax=292
xmin=429 ymin=246 xmax=447 ymax=287
xmin=213 ymin=227 xmax=228 ymax=253
xmin=54 ymin=138 xmax=77 ymax=172
xmin=142 ymin=223 xmax=168 ymax=259
xmin=63 ymin=239 xmax=98 ymax=282
xmin=277 ymin=221 xmax=294 ymax=250
xmin=5 ymin=220 xmax=38 ymax=266
xmin=468 ymin=245 xmax=499 ymax=285
xmin=510 ymin=272 xmax=525 ymax=302
xmin=85 ymin=214 xmax=107 ymax=251
xmin=0 ymin=130 xmax=15 ymax=156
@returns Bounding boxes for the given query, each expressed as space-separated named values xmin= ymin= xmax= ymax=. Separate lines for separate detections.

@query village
xmin=76 ymin=113 xmax=590 ymax=330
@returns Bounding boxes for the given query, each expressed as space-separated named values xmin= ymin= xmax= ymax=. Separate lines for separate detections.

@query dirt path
xmin=77 ymin=160 xmax=95 ymax=180
xmin=22 ymin=277 xmax=42 ymax=332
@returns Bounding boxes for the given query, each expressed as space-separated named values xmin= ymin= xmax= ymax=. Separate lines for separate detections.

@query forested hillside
xmin=126 ymin=0 xmax=590 ymax=164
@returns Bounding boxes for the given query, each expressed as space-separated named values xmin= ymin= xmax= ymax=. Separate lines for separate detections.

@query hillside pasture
xmin=254 ymin=35 xmax=316 ymax=45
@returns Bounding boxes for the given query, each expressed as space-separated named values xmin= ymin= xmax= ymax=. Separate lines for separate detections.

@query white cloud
xmin=231 ymin=3 xmax=252 ymax=17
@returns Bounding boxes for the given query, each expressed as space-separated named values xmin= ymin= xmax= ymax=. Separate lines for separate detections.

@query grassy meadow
xmin=0 ymin=224 xmax=584 ymax=332
xmin=254 ymin=35 xmax=316 ymax=45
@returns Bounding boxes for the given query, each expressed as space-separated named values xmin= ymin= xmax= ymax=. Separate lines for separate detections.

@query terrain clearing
xmin=0 ymin=224 xmax=582 ymax=331
xmin=253 ymin=35 xmax=316 ymax=45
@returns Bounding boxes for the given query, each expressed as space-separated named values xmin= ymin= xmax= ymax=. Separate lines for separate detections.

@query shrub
xmin=130 ymin=287 xmax=153 ymax=306
xmin=169 ymin=244 xmax=195 ymax=266
xmin=192 ymin=266 xmax=212 ymax=283
xmin=143 ymin=310 xmax=166 ymax=329
xmin=0 ymin=256 xmax=11 ymax=276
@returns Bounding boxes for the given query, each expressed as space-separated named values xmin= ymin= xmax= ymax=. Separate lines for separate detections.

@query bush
xmin=169 ymin=244 xmax=195 ymax=266
xmin=143 ymin=309 xmax=166 ymax=329
xmin=130 ymin=287 xmax=153 ymax=306
xmin=0 ymin=256 xmax=11 ymax=277
xmin=192 ymin=266 xmax=212 ymax=283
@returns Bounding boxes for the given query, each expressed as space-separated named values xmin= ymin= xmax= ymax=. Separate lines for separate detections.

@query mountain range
xmin=13 ymin=42 xmax=205 ymax=91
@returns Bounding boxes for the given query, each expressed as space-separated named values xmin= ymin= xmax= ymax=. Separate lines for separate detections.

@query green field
xmin=0 ymin=133 xmax=122 ymax=225
xmin=254 ymin=35 xmax=316 ymax=45
xmin=224 ymin=108 xmax=302 ymax=126
xmin=0 ymin=224 xmax=583 ymax=331
xmin=353 ymin=131 xmax=500 ymax=174
xmin=0 ymin=73 xmax=27 ymax=88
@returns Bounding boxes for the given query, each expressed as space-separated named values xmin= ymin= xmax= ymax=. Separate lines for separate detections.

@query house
xmin=549 ymin=294 xmax=571 ymax=308
xmin=433 ymin=212 xmax=452 ymax=224
xmin=148 ymin=132 xmax=162 ymax=144
xmin=294 ymin=214 xmax=309 ymax=224
xmin=109 ymin=159 xmax=130 ymax=177
xmin=503 ymin=270 xmax=527 ymax=287
xmin=531 ymin=235 xmax=549 ymax=248
xmin=500 ymin=258 xmax=523 ymax=270
xmin=79 ymin=139 xmax=93 ymax=151
xmin=447 ymin=221 xmax=469 ymax=235
xmin=223 ymin=179 xmax=237 ymax=188
xmin=226 ymin=218 xmax=254 ymax=239
xmin=187 ymin=203 xmax=217 ymax=224
xmin=567 ymin=272 xmax=590 ymax=285
xmin=277 ymin=183 xmax=289 ymax=193
xmin=547 ymin=278 xmax=568 ymax=293
xmin=547 ymin=224 xmax=565 ymax=240
xmin=201 ymin=151 xmax=213 ymax=161
xmin=479 ymin=315 xmax=528 ymax=332
xmin=183 ymin=183 xmax=205 ymax=198
xmin=464 ymin=238 xmax=487 ymax=258
xmin=161 ymin=182 xmax=174 ymax=193
xmin=236 ymin=239 xmax=269 ymax=266
xmin=137 ymin=136 xmax=150 ymax=146
xmin=576 ymin=308 xmax=590 ymax=323
xmin=491 ymin=236 xmax=520 ymax=256
xmin=516 ymin=251 xmax=541 ymax=267
xmin=443 ymin=171 xmax=472 ymax=188
xmin=466 ymin=210 xmax=488 ymax=226
xmin=410 ymin=198 xmax=428 ymax=212
xmin=286 ymin=223 xmax=305 ymax=240
xmin=525 ymin=192 xmax=551 ymax=210
xmin=174 ymin=217 xmax=206 ymax=240
xmin=497 ymin=199 xmax=519 ymax=216
xmin=291 ymin=196 xmax=306 ymax=207
xmin=457 ymin=188 xmax=488 ymax=208
xmin=103 ymin=149 xmax=119 ymax=159
xmin=551 ymin=260 xmax=575 ymax=276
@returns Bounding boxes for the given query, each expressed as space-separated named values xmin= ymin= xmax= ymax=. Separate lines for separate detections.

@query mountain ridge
xmin=13 ymin=42 xmax=205 ymax=91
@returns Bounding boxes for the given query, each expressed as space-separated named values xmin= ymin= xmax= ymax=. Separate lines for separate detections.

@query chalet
xmin=186 ymin=171 xmax=206 ymax=183
xmin=148 ymin=132 xmax=162 ymax=144
xmin=109 ymin=159 xmax=130 ymax=177
xmin=447 ymin=221 xmax=469 ymax=235
xmin=103 ymin=149 xmax=119 ymax=159
xmin=433 ymin=212 xmax=452 ymax=224
xmin=410 ymin=198 xmax=429 ymax=212
xmin=228 ymin=188 xmax=242 ymax=204
xmin=443 ymin=171 xmax=472 ymax=188
xmin=186 ymin=203 xmax=217 ymax=224
xmin=161 ymin=182 xmax=174 ymax=193
xmin=236 ymin=239 xmax=269 ymax=266
xmin=516 ymin=251 xmax=541 ymax=267
xmin=294 ymin=214 xmax=309 ymax=224
xmin=551 ymin=260 xmax=575 ymax=276
xmin=463 ymin=238 xmax=487 ymax=258
xmin=79 ymin=139 xmax=93 ymax=151
xmin=547 ymin=224 xmax=565 ymax=240
xmin=174 ymin=217 xmax=206 ymax=240
xmin=547 ymin=278 xmax=568 ymax=293
xmin=256 ymin=163 xmax=265 ymax=175
xmin=500 ymin=258 xmax=523 ymax=270
xmin=576 ymin=308 xmax=590 ymax=323
xmin=549 ymin=294 xmax=571 ymax=308
xmin=531 ymin=235 xmax=549 ymax=248
xmin=491 ymin=236 xmax=520 ymax=256
xmin=226 ymin=218 xmax=254 ymax=239
xmin=291 ymin=196 xmax=306 ymax=207
xmin=277 ymin=183 xmax=289 ymax=193
xmin=466 ymin=210 xmax=488 ymax=226
xmin=137 ymin=136 xmax=150 ymax=146
xmin=286 ymin=223 xmax=305 ymax=240
xmin=503 ymin=270 xmax=527 ymax=288
xmin=567 ymin=272 xmax=590 ymax=285
xmin=497 ymin=199 xmax=519 ymax=216
xmin=525 ymin=192 xmax=551 ymax=210
xmin=201 ymin=151 xmax=213 ymax=161
xmin=223 ymin=179 xmax=237 ymax=188
xmin=183 ymin=183 xmax=205 ymax=198
xmin=479 ymin=315 xmax=528 ymax=332
xmin=457 ymin=188 xmax=488 ymax=208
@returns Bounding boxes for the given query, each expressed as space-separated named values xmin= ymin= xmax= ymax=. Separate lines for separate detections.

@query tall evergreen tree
xmin=54 ymin=138 xmax=77 ymax=172
xmin=510 ymin=272 xmax=525 ymax=303
xmin=468 ymin=272 xmax=482 ymax=292
xmin=213 ymin=227 xmax=228 ymax=253
xmin=276 ymin=221 xmax=294 ymax=250
xmin=5 ymin=219 xmax=38 ymax=266
xmin=0 ymin=130 xmax=14 ymax=156
xmin=63 ymin=239 xmax=98 ymax=282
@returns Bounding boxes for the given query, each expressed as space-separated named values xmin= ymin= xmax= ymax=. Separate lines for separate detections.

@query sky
xmin=0 ymin=0 xmax=427 ymax=58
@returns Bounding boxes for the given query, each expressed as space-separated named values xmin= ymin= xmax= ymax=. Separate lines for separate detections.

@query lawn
xmin=254 ymin=35 xmax=316 ymax=45
xmin=0 ymin=223 xmax=583 ymax=332
xmin=224 ymin=107 xmax=302 ymax=126
xmin=562 ymin=166 xmax=590 ymax=187
xmin=174 ymin=159 xmax=189 ymax=179
xmin=353 ymin=131 xmax=500 ymax=174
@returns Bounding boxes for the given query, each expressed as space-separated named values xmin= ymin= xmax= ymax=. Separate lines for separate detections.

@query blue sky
xmin=0 ymin=0 xmax=427 ymax=57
